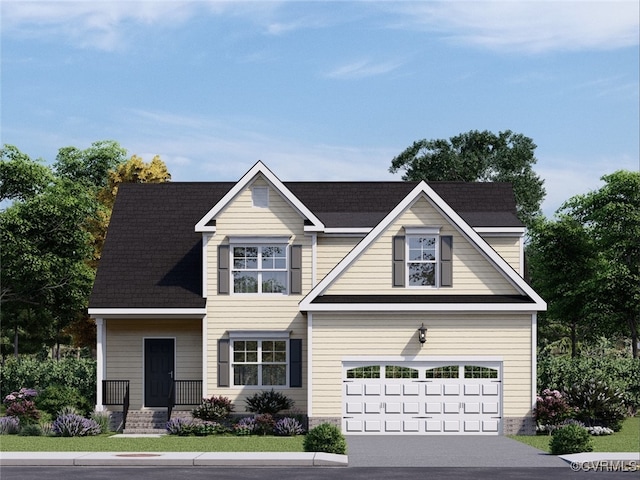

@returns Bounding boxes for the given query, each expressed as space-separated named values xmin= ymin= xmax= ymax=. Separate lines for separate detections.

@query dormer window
xmin=407 ymin=235 xmax=438 ymax=286
xmin=252 ymin=186 xmax=269 ymax=208
xmin=393 ymin=227 xmax=453 ymax=288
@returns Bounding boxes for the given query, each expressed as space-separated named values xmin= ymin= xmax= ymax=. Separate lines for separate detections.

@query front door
xmin=144 ymin=338 xmax=175 ymax=407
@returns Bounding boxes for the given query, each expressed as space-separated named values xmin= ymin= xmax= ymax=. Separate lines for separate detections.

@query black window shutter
xmin=218 ymin=245 xmax=230 ymax=294
xmin=290 ymin=245 xmax=302 ymax=294
xmin=289 ymin=339 xmax=303 ymax=388
xmin=440 ymin=235 xmax=453 ymax=287
xmin=392 ymin=236 xmax=405 ymax=287
xmin=218 ymin=339 xmax=230 ymax=387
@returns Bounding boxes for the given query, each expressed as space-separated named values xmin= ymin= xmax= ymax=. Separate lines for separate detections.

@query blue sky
xmin=2 ymin=1 xmax=638 ymax=217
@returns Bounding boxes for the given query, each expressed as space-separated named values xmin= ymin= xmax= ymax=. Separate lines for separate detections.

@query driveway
xmin=346 ymin=435 xmax=567 ymax=468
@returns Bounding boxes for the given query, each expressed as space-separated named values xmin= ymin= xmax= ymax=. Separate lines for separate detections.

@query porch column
xmin=95 ymin=317 xmax=105 ymax=411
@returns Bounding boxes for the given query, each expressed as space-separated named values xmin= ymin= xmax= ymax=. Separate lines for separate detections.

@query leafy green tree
xmin=528 ymin=216 xmax=601 ymax=357
xmin=389 ymin=130 xmax=545 ymax=227
xmin=559 ymin=170 xmax=640 ymax=358
xmin=0 ymin=145 xmax=54 ymax=202
xmin=53 ymin=140 xmax=127 ymax=189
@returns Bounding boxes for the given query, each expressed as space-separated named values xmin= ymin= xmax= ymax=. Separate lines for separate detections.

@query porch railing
xmin=102 ymin=380 xmax=130 ymax=431
xmin=168 ymin=380 xmax=203 ymax=421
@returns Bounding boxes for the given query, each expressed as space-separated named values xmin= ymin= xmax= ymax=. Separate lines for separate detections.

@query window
xmin=425 ymin=365 xmax=459 ymax=378
xmin=232 ymin=339 xmax=287 ymax=386
xmin=346 ymin=365 xmax=380 ymax=379
xmin=407 ymin=235 xmax=438 ymax=286
xmin=385 ymin=365 xmax=418 ymax=379
xmin=464 ymin=365 xmax=498 ymax=379
xmin=232 ymin=245 xmax=287 ymax=294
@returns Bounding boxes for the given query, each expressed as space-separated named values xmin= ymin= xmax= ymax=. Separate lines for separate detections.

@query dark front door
xmin=144 ymin=339 xmax=175 ymax=407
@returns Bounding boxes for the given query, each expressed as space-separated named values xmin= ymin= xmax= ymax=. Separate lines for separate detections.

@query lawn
xmin=509 ymin=416 xmax=640 ymax=453
xmin=0 ymin=434 xmax=305 ymax=452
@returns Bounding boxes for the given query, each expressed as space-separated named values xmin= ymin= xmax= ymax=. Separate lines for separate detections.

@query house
xmin=88 ymin=161 xmax=546 ymax=435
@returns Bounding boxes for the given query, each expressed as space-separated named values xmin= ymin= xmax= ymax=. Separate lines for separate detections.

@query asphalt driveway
xmin=346 ymin=435 xmax=567 ymax=468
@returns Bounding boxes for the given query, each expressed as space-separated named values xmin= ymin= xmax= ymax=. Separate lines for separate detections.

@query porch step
xmin=122 ymin=410 xmax=193 ymax=434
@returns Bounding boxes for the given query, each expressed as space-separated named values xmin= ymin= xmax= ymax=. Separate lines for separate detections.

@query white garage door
xmin=343 ymin=362 xmax=501 ymax=435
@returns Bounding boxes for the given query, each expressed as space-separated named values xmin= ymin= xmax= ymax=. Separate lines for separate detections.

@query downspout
xmin=95 ymin=317 xmax=105 ymax=411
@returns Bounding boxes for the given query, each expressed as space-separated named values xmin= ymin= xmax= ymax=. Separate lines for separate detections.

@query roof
xmin=89 ymin=179 xmax=523 ymax=310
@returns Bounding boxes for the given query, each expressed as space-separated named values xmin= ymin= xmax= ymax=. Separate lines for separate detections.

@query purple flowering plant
xmin=3 ymin=388 xmax=40 ymax=424
xmin=534 ymin=388 xmax=575 ymax=428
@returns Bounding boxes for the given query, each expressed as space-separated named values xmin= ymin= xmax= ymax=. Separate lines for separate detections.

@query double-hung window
xmin=407 ymin=235 xmax=438 ymax=287
xmin=232 ymin=244 xmax=288 ymax=294
xmin=232 ymin=339 xmax=287 ymax=387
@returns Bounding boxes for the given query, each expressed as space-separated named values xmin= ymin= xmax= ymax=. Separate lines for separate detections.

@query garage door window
xmin=464 ymin=365 xmax=498 ymax=378
xmin=385 ymin=365 xmax=418 ymax=379
xmin=346 ymin=365 xmax=380 ymax=379
xmin=425 ymin=365 xmax=459 ymax=378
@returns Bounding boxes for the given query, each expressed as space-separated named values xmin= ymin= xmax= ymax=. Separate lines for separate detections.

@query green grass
xmin=509 ymin=416 xmax=640 ymax=453
xmin=0 ymin=434 xmax=305 ymax=452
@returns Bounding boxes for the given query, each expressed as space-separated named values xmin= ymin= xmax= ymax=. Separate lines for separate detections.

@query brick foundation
xmin=308 ymin=417 xmax=341 ymax=429
xmin=503 ymin=416 xmax=536 ymax=435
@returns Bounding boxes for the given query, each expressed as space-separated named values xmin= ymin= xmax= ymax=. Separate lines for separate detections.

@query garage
xmin=343 ymin=361 xmax=502 ymax=435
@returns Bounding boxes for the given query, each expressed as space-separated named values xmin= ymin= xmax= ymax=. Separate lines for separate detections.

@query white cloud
xmin=325 ymin=58 xmax=405 ymax=79
xmin=388 ymin=1 xmax=640 ymax=53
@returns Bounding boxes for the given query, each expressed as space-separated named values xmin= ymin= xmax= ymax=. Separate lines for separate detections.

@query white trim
xmin=314 ymin=227 xmax=372 ymax=235
xmin=95 ymin=318 xmax=105 ymax=411
xmin=304 ymin=303 xmax=540 ymax=313
xmin=474 ymin=227 xmax=526 ymax=236
xmin=228 ymin=236 xmax=291 ymax=245
xmin=88 ymin=308 xmax=206 ymax=318
xmin=307 ymin=312 xmax=313 ymax=419
xmin=300 ymin=182 xmax=546 ymax=311
xmin=202 ymin=314 xmax=208 ymax=399
xmin=202 ymin=233 xmax=211 ymax=298
xmin=531 ymin=312 xmax=537 ymax=414
xmin=195 ymin=161 xmax=325 ymax=232
xmin=404 ymin=225 xmax=441 ymax=235
xmin=228 ymin=330 xmax=291 ymax=339
xmin=342 ymin=355 xmax=503 ymax=363
xmin=311 ymin=233 xmax=317 ymax=287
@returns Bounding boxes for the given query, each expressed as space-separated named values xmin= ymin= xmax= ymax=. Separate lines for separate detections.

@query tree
xmin=389 ymin=130 xmax=545 ymax=227
xmin=53 ymin=140 xmax=127 ymax=189
xmin=0 ymin=145 xmax=54 ymax=202
xmin=528 ymin=216 xmax=601 ymax=357
xmin=559 ymin=170 xmax=640 ymax=358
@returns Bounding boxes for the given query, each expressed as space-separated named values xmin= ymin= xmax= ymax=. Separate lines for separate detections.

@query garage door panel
xmin=343 ymin=362 xmax=502 ymax=436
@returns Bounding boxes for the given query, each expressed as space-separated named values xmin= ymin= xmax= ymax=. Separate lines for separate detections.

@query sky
xmin=1 ymin=0 xmax=639 ymax=217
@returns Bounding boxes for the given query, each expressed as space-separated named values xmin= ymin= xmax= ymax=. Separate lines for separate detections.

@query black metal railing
xmin=102 ymin=380 xmax=130 ymax=430
xmin=167 ymin=380 xmax=202 ymax=421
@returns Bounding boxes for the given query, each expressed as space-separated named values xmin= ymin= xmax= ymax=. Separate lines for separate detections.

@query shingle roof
xmin=89 ymin=180 xmax=522 ymax=309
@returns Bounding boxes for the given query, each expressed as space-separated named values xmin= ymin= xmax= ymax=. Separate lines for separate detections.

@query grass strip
xmin=0 ymin=434 xmax=305 ymax=452
xmin=509 ymin=416 xmax=639 ymax=453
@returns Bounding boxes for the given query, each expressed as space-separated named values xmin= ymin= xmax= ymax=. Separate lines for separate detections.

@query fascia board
xmin=88 ymin=308 xmax=206 ymax=319
xmin=301 ymin=303 xmax=541 ymax=313
xmin=300 ymin=180 xmax=546 ymax=310
xmin=474 ymin=227 xmax=526 ymax=237
xmin=195 ymin=161 xmax=324 ymax=232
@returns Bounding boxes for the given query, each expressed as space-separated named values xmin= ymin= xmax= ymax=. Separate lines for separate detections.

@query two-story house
xmin=88 ymin=161 xmax=546 ymax=435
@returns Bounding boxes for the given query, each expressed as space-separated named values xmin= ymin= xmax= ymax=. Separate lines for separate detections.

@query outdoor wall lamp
xmin=418 ymin=323 xmax=427 ymax=345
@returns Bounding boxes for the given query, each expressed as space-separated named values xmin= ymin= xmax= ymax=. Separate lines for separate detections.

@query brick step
xmin=122 ymin=410 xmax=192 ymax=434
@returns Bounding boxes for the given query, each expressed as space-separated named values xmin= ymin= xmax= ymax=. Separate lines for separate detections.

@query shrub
xmin=37 ymin=385 xmax=91 ymax=417
xmin=90 ymin=410 xmax=111 ymax=433
xmin=534 ymin=389 xmax=575 ymax=428
xmin=52 ymin=413 xmax=101 ymax=437
xmin=303 ymin=423 xmax=347 ymax=454
xmin=166 ymin=417 xmax=195 ymax=436
xmin=254 ymin=413 xmax=275 ymax=436
xmin=549 ymin=424 xmax=593 ymax=455
xmin=566 ymin=379 xmax=627 ymax=431
xmin=3 ymin=388 xmax=40 ymax=424
xmin=0 ymin=416 xmax=20 ymax=435
xmin=274 ymin=417 xmax=305 ymax=436
xmin=233 ymin=417 xmax=256 ymax=436
xmin=193 ymin=421 xmax=228 ymax=436
xmin=192 ymin=395 xmax=234 ymax=421
xmin=245 ymin=389 xmax=294 ymax=416
xmin=18 ymin=423 xmax=43 ymax=436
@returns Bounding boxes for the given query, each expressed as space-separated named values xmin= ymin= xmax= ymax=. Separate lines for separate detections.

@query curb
xmin=0 ymin=452 xmax=349 ymax=467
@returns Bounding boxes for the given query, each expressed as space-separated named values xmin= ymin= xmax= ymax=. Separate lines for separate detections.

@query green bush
xmin=18 ymin=423 xmax=43 ymax=437
xmin=192 ymin=395 xmax=234 ymax=421
xmin=550 ymin=423 xmax=593 ymax=455
xmin=566 ymin=379 xmax=627 ymax=431
xmin=0 ymin=357 xmax=96 ymax=405
xmin=303 ymin=423 xmax=347 ymax=454
xmin=36 ymin=385 xmax=92 ymax=417
xmin=245 ymin=389 xmax=294 ymax=416
xmin=538 ymin=356 xmax=640 ymax=412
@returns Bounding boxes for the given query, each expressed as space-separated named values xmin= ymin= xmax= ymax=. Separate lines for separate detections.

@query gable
xmin=323 ymin=196 xmax=519 ymax=296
